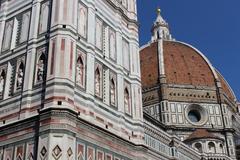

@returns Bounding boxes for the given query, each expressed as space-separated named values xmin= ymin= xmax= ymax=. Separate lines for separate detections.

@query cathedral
xmin=0 ymin=0 xmax=239 ymax=160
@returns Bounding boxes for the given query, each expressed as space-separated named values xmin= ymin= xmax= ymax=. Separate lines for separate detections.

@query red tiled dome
xmin=140 ymin=40 xmax=236 ymax=102
xmin=163 ymin=41 xmax=215 ymax=87
xmin=140 ymin=42 xmax=159 ymax=87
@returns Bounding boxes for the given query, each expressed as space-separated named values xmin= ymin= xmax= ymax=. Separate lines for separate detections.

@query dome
xmin=140 ymin=40 xmax=236 ymax=103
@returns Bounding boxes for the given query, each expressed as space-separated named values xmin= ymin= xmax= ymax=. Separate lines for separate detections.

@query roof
xmin=163 ymin=41 xmax=215 ymax=87
xmin=140 ymin=42 xmax=159 ymax=87
xmin=140 ymin=40 xmax=236 ymax=103
xmin=184 ymin=129 xmax=223 ymax=142
xmin=140 ymin=41 xmax=215 ymax=88
xmin=216 ymin=71 xmax=236 ymax=102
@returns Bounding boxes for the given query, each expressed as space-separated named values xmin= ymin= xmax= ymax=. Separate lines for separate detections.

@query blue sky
xmin=137 ymin=0 xmax=240 ymax=101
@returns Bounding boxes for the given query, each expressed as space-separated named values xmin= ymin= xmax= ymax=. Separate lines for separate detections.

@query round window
xmin=185 ymin=104 xmax=208 ymax=125
xmin=188 ymin=110 xmax=201 ymax=123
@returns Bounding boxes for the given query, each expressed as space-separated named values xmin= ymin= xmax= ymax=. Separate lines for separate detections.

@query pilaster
xmin=0 ymin=21 xmax=5 ymax=53
xmin=87 ymin=5 xmax=95 ymax=46
xmin=86 ymin=53 xmax=95 ymax=96
xmin=117 ymin=74 xmax=124 ymax=113
xmin=29 ymin=0 xmax=41 ymax=41
xmin=116 ymin=31 xmax=123 ymax=67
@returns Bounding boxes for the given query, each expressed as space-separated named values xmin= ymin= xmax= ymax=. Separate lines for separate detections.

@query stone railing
xmin=144 ymin=119 xmax=202 ymax=160
xmin=144 ymin=118 xmax=234 ymax=160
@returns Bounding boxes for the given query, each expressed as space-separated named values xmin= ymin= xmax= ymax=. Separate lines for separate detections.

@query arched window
xmin=39 ymin=1 xmax=50 ymax=34
xmin=16 ymin=62 xmax=24 ymax=90
xmin=110 ymin=78 xmax=116 ymax=106
xmin=0 ymin=70 xmax=6 ymax=97
xmin=95 ymin=68 xmax=101 ymax=96
xmin=78 ymin=3 xmax=87 ymax=38
xmin=194 ymin=143 xmax=203 ymax=153
xmin=208 ymin=142 xmax=216 ymax=153
xmin=36 ymin=54 xmax=46 ymax=83
xmin=20 ymin=12 xmax=30 ymax=43
xmin=124 ymin=88 xmax=131 ymax=115
xmin=76 ymin=56 xmax=85 ymax=87
xmin=109 ymin=29 xmax=116 ymax=60
xmin=2 ymin=20 xmax=14 ymax=51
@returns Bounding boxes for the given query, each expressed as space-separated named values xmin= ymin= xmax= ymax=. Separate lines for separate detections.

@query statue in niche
xmin=76 ymin=58 xmax=84 ymax=86
xmin=37 ymin=59 xmax=44 ymax=81
xmin=17 ymin=68 xmax=24 ymax=89
xmin=0 ymin=73 xmax=5 ymax=94
xmin=124 ymin=89 xmax=130 ymax=113
xmin=110 ymin=80 xmax=115 ymax=105
xmin=95 ymin=69 xmax=100 ymax=96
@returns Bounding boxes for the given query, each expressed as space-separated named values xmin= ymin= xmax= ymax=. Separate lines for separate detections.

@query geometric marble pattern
xmin=87 ymin=147 xmax=95 ymax=160
xmin=77 ymin=143 xmax=85 ymax=160
xmin=40 ymin=146 xmax=47 ymax=159
xmin=27 ymin=143 xmax=34 ymax=160
xmin=16 ymin=155 xmax=23 ymax=160
xmin=97 ymin=151 xmax=104 ymax=160
xmin=52 ymin=145 xmax=62 ymax=160
xmin=67 ymin=147 xmax=73 ymax=157
xmin=27 ymin=152 xmax=34 ymax=160
xmin=15 ymin=145 xmax=24 ymax=160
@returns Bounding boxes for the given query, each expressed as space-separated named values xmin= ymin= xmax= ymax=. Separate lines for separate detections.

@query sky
xmin=137 ymin=0 xmax=240 ymax=101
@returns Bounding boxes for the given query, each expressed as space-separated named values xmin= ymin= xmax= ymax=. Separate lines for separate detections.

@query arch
xmin=208 ymin=142 xmax=216 ymax=153
xmin=16 ymin=62 xmax=25 ymax=90
xmin=110 ymin=78 xmax=116 ymax=106
xmin=36 ymin=53 xmax=46 ymax=82
xmin=76 ymin=55 xmax=85 ymax=86
xmin=194 ymin=142 xmax=203 ymax=153
xmin=124 ymin=87 xmax=131 ymax=115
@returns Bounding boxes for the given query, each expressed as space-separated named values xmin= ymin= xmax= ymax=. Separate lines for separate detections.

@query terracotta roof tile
xmin=217 ymin=71 xmax=235 ymax=101
xmin=163 ymin=41 xmax=215 ymax=87
xmin=184 ymin=129 xmax=222 ymax=142
xmin=140 ymin=41 xmax=216 ymax=88
xmin=140 ymin=42 xmax=159 ymax=88
xmin=140 ymin=40 xmax=236 ymax=104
